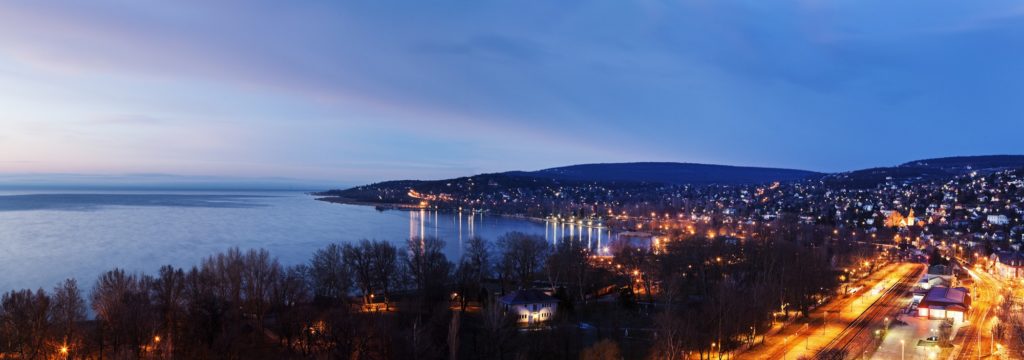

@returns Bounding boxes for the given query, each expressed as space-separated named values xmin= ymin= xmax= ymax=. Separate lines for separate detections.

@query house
xmin=991 ymin=251 xmax=1024 ymax=279
xmin=988 ymin=214 xmax=1010 ymax=226
xmin=917 ymin=287 xmax=971 ymax=323
xmin=500 ymin=289 xmax=559 ymax=325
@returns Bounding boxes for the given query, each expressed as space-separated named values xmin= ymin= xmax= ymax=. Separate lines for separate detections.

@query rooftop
xmin=500 ymin=289 xmax=559 ymax=305
xmin=921 ymin=286 xmax=970 ymax=307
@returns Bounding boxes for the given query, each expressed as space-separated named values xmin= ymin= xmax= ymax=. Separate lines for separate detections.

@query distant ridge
xmin=824 ymin=155 xmax=1024 ymax=188
xmin=319 ymin=155 xmax=1024 ymax=201
xmin=507 ymin=162 xmax=821 ymax=185
xmin=898 ymin=155 xmax=1024 ymax=170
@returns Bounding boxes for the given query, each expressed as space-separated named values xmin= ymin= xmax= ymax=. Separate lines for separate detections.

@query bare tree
xmin=344 ymin=239 xmax=400 ymax=307
xmin=370 ymin=240 xmax=400 ymax=307
xmin=546 ymin=236 xmax=591 ymax=305
xmin=151 ymin=265 xmax=186 ymax=356
xmin=405 ymin=237 xmax=453 ymax=305
xmin=455 ymin=236 xmax=491 ymax=311
xmin=91 ymin=269 xmax=156 ymax=359
xmin=51 ymin=279 xmax=87 ymax=352
xmin=201 ymin=248 xmax=245 ymax=309
xmin=498 ymin=232 xmax=549 ymax=289
xmin=311 ymin=243 xmax=350 ymax=305
xmin=0 ymin=288 xmax=50 ymax=359
xmin=271 ymin=264 xmax=312 ymax=352
xmin=180 ymin=266 xmax=229 ymax=357
xmin=241 ymin=248 xmax=281 ymax=331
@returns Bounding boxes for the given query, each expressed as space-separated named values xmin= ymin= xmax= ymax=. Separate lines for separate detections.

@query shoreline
xmin=313 ymin=196 xmax=564 ymax=226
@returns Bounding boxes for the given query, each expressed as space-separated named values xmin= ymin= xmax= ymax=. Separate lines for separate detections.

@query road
xmin=815 ymin=263 xmax=923 ymax=359
xmin=950 ymin=267 xmax=1000 ymax=360
xmin=734 ymin=262 xmax=923 ymax=360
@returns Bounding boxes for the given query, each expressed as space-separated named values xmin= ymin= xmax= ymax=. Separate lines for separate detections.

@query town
xmin=5 ymin=158 xmax=1024 ymax=359
xmin=3 ymin=1 xmax=1023 ymax=359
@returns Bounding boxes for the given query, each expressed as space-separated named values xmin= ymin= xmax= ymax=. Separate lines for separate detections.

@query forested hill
xmin=823 ymin=155 xmax=1024 ymax=188
xmin=509 ymin=162 xmax=821 ymax=185
xmin=317 ymin=156 xmax=1024 ymax=208
xmin=316 ymin=162 xmax=821 ymax=204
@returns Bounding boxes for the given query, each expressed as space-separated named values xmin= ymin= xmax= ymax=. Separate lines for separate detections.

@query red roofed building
xmin=917 ymin=286 xmax=971 ymax=323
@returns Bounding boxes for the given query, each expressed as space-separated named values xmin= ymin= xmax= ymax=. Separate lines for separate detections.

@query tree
xmin=465 ymin=236 xmax=491 ymax=281
xmin=614 ymin=245 xmax=655 ymax=304
xmin=0 ymin=288 xmax=50 ymax=359
xmin=181 ymin=266 xmax=230 ymax=356
xmin=455 ymin=236 xmax=491 ymax=311
xmin=368 ymin=240 xmax=400 ymax=307
xmin=271 ymin=264 xmax=312 ymax=352
xmin=311 ymin=243 xmax=350 ymax=304
xmin=51 ymin=279 xmax=87 ymax=351
xmin=581 ymin=339 xmax=622 ymax=360
xmin=151 ymin=265 xmax=186 ymax=356
xmin=201 ymin=248 xmax=245 ymax=309
xmin=241 ymin=248 xmax=281 ymax=330
xmin=405 ymin=237 xmax=453 ymax=305
xmin=91 ymin=269 xmax=156 ymax=358
xmin=480 ymin=303 xmax=515 ymax=360
xmin=498 ymin=232 xmax=549 ymax=289
xmin=344 ymin=240 xmax=400 ymax=307
xmin=547 ymin=236 xmax=591 ymax=305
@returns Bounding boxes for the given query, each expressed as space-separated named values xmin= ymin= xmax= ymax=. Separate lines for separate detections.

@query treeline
xmin=1 ymin=225 xmax=867 ymax=360
xmin=0 ymin=232 xmax=610 ymax=360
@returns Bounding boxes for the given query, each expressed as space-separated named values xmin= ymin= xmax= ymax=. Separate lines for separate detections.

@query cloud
xmin=89 ymin=115 xmax=167 ymax=126
xmin=1 ymin=0 xmax=1022 ymax=180
xmin=414 ymin=34 xmax=545 ymax=61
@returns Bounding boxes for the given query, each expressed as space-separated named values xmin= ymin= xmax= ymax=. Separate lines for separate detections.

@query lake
xmin=0 ymin=190 xmax=585 ymax=293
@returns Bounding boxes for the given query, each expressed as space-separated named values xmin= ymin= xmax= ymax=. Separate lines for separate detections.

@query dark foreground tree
xmin=0 ymin=288 xmax=50 ymax=359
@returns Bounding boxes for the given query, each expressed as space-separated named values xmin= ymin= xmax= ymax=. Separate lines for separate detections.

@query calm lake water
xmin=0 ymin=190 xmax=564 ymax=293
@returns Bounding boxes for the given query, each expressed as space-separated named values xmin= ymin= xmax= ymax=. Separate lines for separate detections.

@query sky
xmin=1 ymin=1 xmax=1024 ymax=185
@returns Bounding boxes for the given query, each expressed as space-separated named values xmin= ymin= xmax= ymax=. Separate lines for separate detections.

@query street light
xmin=900 ymin=339 xmax=905 ymax=360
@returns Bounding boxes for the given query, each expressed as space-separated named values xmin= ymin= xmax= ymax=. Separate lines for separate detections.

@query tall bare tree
xmin=0 ymin=288 xmax=50 ymax=359
xmin=311 ymin=243 xmax=350 ymax=304
xmin=241 ymin=248 xmax=281 ymax=331
xmin=498 ymin=232 xmax=549 ymax=289
xmin=151 ymin=265 xmax=186 ymax=356
xmin=405 ymin=237 xmax=453 ymax=305
xmin=51 ymin=279 xmax=87 ymax=352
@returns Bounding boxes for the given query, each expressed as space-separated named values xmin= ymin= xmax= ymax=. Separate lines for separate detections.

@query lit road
xmin=734 ymin=262 xmax=923 ymax=360
xmin=816 ymin=263 xmax=922 ymax=359
xmin=950 ymin=266 xmax=1000 ymax=360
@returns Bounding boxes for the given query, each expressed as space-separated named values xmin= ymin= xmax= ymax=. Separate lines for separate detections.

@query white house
xmin=988 ymin=214 xmax=1010 ymax=226
xmin=500 ymin=289 xmax=559 ymax=325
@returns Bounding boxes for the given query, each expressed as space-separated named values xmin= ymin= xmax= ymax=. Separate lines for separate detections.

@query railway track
xmin=747 ymin=265 xmax=901 ymax=360
xmin=952 ymin=274 xmax=995 ymax=360
xmin=814 ymin=265 xmax=923 ymax=360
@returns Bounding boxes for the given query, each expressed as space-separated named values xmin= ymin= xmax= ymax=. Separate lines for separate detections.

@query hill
xmin=508 ymin=162 xmax=821 ymax=185
xmin=824 ymin=155 xmax=1024 ymax=188
xmin=317 ymin=155 xmax=1024 ymax=205
xmin=316 ymin=162 xmax=821 ymax=206
xmin=899 ymin=155 xmax=1024 ymax=171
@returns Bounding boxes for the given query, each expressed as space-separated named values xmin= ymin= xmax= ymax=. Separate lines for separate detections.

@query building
xmin=988 ymin=214 xmax=1010 ymax=226
xmin=500 ymin=289 xmax=559 ymax=325
xmin=991 ymin=251 xmax=1024 ymax=279
xmin=917 ymin=286 xmax=971 ymax=323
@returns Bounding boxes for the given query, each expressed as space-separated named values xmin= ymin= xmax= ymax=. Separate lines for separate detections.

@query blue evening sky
xmin=1 ymin=1 xmax=1022 ymax=184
